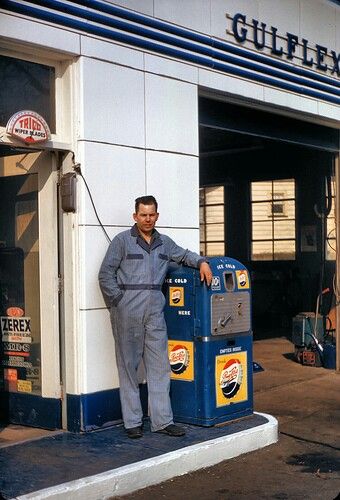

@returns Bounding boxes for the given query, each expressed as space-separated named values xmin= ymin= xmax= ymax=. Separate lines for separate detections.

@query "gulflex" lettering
xmin=231 ymin=13 xmax=340 ymax=76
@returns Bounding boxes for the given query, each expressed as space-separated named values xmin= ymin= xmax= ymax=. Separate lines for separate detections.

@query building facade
xmin=0 ymin=0 xmax=339 ymax=431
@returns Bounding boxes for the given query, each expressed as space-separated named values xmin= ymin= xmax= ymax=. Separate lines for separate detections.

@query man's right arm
xmin=98 ymin=236 xmax=124 ymax=307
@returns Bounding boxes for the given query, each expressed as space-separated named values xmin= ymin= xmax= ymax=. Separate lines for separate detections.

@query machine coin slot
xmin=224 ymin=272 xmax=234 ymax=291
xmin=227 ymin=339 xmax=235 ymax=347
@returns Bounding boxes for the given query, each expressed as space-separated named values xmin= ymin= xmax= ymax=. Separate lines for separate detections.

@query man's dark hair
xmin=135 ymin=195 xmax=158 ymax=213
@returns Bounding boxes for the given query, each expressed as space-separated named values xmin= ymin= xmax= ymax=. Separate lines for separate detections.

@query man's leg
xmin=143 ymin=305 xmax=174 ymax=432
xmin=111 ymin=306 xmax=144 ymax=429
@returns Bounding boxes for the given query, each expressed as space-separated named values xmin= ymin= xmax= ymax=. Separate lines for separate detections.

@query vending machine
xmin=164 ymin=256 xmax=253 ymax=426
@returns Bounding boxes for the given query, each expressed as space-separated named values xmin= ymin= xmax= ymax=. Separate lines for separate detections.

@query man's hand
xmin=199 ymin=261 xmax=213 ymax=286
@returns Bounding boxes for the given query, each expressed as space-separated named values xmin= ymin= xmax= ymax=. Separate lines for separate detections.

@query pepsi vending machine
xmin=164 ymin=257 xmax=253 ymax=426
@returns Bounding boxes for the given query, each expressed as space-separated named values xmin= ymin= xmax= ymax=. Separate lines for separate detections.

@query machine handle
xmin=218 ymin=314 xmax=232 ymax=328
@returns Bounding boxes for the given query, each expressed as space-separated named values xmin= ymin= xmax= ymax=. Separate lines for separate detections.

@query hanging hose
xmin=313 ymin=174 xmax=333 ymax=339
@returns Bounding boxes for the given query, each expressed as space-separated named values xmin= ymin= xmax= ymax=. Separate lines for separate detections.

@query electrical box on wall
xmin=60 ymin=172 xmax=77 ymax=213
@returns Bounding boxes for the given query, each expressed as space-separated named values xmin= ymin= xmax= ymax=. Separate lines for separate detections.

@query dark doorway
xmin=199 ymin=97 xmax=338 ymax=340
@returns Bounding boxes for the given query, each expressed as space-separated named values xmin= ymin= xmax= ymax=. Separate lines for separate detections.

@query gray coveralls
xmin=98 ymin=224 xmax=205 ymax=431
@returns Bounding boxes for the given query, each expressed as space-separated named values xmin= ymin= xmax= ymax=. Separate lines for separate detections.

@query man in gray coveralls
xmin=99 ymin=195 xmax=212 ymax=439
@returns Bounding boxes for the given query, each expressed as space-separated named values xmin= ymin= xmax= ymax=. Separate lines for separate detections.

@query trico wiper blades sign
xmin=6 ymin=110 xmax=51 ymax=144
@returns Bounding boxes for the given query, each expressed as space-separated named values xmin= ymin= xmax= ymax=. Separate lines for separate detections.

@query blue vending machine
xmin=164 ymin=256 xmax=253 ymax=426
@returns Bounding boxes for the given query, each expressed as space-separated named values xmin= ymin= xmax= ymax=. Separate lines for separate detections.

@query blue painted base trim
xmin=173 ymin=407 xmax=253 ymax=427
xmin=0 ymin=392 xmax=61 ymax=430
xmin=67 ymin=384 xmax=148 ymax=432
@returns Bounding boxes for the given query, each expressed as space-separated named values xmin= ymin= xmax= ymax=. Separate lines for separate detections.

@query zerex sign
xmin=1 ymin=316 xmax=32 ymax=343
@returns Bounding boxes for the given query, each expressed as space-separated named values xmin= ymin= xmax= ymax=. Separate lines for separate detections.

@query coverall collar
xmin=131 ymin=224 xmax=163 ymax=253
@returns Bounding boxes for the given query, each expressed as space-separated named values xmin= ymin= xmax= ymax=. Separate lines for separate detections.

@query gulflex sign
xmin=6 ymin=110 xmax=51 ymax=144
xmin=231 ymin=13 xmax=340 ymax=77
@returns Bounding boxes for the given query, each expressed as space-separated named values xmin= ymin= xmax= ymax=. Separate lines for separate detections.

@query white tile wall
xmin=263 ymin=87 xmax=319 ymax=116
xmin=0 ymin=13 xmax=80 ymax=56
xmin=154 ymin=0 xmax=210 ymax=34
xmin=146 ymin=151 xmax=199 ymax=228
xmin=82 ymin=309 xmax=120 ymax=393
xmin=199 ymin=68 xmax=264 ymax=102
xmin=211 ymin=0 xmax=259 ymax=41
xmin=80 ymin=58 xmax=145 ymax=146
xmin=144 ymin=54 xmax=198 ymax=84
xmin=300 ymin=0 xmax=336 ymax=48
xmin=336 ymin=7 xmax=340 ymax=52
xmin=81 ymin=36 xmax=143 ymax=70
xmin=160 ymin=227 xmax=200 ymax=254
xmin=105 ymin=0 xmax=154 ymax=16
xmin=77 ymin=142 xmax=146 ymax=226
xmin=258 ymin=0 xmax=300 ymax=35
xmin=79 ymin=225 xmax=129 ymax=311
xmin=318 ymin=101 xmax=340 ymax=122
xmin=145 ymin=74 xmax=198 ymax=154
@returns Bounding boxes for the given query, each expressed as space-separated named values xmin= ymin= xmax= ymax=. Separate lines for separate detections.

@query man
xmin=99 ymin=195 xmax=212 ymax=439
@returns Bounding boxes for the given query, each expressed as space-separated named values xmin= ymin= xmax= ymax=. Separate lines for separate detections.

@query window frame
xmin=0 ymin=45 xmax=72 ymax=145
xmin=199 ymin=185 xmax=225 ymax=257
xmin=251 ymin=178 xmax=296 ymax=261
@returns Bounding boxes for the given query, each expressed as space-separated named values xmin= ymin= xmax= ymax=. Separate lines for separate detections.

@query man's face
xmin=133 ymin=203 xmax=159 ymax=235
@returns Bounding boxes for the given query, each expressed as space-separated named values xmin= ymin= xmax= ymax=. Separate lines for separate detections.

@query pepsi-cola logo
xmin=219 ymin=358 xmax=243 ymax=399
xmin=169 ymin=344 xmax=189 ymax=374
xmin=238 ymin=272 xmax=247 ymax=287
xmin=171 ymin=289 xmax=182 ymax=304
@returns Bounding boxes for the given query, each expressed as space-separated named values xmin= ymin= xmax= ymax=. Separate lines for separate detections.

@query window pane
xmin=0 ymin=169 xmax=42 ymax=395
xmin=251 ymin=178 xmax=296 ymax=261
xmin=200 ymin=224 xmax=205 ymax=241
xmin=252 ymin=201 xmax=271 ymax=221
xmin=272 ymin=196 xmax=284 ymax=216
xmin=252 ymin=221 xmax=273 ymax=240
xmin=251 ymin=181 xmax=272 ymax=201
xmin=274 ymin=240 xmax=295 ymax=260
xmin=326 ymin=240 xmax=336 ymax=260
xmin=205 ymin=186 xmax=224 ymax=205
xmin=199 ymin=206 xmax=205 ymax=224
xmin=252 ymin=241 xmax=273 ymax=260
xmin=274 ymin=220 xmax=295 ymax=239
xmin=273 ymin=179 xmax=295 ymax=198
xmin=205 ymin=205 xmax=224 ymax=223
xmin=326 ymin=177 xmax=336 ymax=260
xmin=206 ymin=242 xmax=224 ymax=256
xmin=0 ymin=55 xmax=55 ymax=132
xmin=282 ymin=199 xmax=295 ymax=219
xmin=200 ymin=185 xmax=225 ymax=255
xmin=206 ymin=223 xmax=224 ymax=241
xmin=199 ymin=188 xmax=205 ymax=205
xmin=328 ymin=204 xmax=335 ymax=219
xmin=327 ymin=220 xmax=336 ymax=236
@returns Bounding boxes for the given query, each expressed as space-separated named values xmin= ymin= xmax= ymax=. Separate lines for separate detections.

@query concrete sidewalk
xmin=1 ymin=337 xmax=339 ymax=499
xmin=2 ymin=413 xmax=276 ymax=499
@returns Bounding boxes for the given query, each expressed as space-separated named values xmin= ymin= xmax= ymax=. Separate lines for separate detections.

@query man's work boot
xmin=156 ymin=424 xmax=185 ymax=437
xmin=126 ymin=426 xmax=143 ymax=439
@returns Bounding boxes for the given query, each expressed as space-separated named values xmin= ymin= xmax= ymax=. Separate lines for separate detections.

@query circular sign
xmin=219 ymin=358 xmax=243 ymax=399
xmin=6 ymin=110 xmax=51 ymax=144
xmin=169 ymin=344 xmax=189 ymax=374
xmin=6 ymin=307 xmax=24 ymax=317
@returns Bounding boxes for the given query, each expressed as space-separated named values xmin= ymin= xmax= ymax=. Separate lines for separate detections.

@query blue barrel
xmin=323 ymin=344 xmax=336 ymax=369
